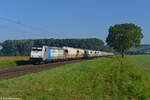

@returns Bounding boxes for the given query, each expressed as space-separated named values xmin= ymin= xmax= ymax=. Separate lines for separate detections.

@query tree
xmin=106 ymin=23 xmax=143 ymax=58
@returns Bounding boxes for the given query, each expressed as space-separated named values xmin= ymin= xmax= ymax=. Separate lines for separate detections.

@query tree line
xmin=0 ymin=38 xmax=112 ymax=56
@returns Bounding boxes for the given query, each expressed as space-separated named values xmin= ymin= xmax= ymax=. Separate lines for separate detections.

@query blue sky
xmin=0 ymin=0 xmax=149 ymax=44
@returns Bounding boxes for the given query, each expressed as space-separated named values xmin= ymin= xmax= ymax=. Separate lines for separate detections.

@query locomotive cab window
xmin=32 ymin=47 xmax=42 ymax=51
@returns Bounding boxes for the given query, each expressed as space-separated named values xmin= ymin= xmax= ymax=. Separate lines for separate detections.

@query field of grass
xmin=0 ymin=56 xmax=29 ymax=68
xmin=0 ymin=56 xmax=150 ymax=100
xmin=129 ymin=55 xmax=150 ymax=73
xmin=129 ymin=55 xmax=150 ymax=64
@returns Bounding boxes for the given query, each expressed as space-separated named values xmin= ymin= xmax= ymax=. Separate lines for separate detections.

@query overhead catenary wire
xmin=0 ymin=17 xmax=55 ymax=36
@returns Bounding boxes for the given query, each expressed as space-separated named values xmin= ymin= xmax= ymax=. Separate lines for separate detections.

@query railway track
xmin=0 ymin=59 xmax=90 ymax=81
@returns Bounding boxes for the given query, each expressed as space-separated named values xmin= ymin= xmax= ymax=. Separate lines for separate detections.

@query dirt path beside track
xmin=0 ymin=59 xmax=89 ymax=81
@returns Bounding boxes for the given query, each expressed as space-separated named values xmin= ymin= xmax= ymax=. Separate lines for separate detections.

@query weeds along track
xmin=0 ymin=59 xmax=90 ymax=81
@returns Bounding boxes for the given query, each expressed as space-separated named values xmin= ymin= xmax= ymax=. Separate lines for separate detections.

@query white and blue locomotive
xmin=30 ymin=45 xmax=114 ymax=64
xmin=30 ymin=45 xmax=64 ymax=64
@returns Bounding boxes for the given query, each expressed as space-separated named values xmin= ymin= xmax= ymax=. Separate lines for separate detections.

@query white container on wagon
xmin=77 ymin=49 xmax=84 ymax=55
xmin=63 ymin=46 xmax=78 ymax=59
xmin=76 ymin=48 xmax=85 ymax=56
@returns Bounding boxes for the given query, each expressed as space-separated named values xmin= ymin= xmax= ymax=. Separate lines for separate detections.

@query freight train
xmin=30 ymin=45 xmax=114 ymax=64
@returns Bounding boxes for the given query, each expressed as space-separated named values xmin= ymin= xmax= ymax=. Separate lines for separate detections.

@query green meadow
xmin=129 ymin=55 xmax=150 ymax=73
xmin=0 ymin=56 xmax=150 ymax=100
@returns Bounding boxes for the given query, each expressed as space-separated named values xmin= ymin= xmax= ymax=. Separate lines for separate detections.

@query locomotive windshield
xmin=32 ymin=47 xmax=42 ymax=51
